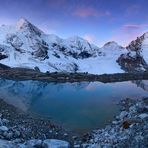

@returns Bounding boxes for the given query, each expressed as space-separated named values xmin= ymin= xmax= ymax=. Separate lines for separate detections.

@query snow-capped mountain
xmin=118 ymin=32 xmax=148 ymax=72
xmin=1 ymin=18 xmax=146 ymax=74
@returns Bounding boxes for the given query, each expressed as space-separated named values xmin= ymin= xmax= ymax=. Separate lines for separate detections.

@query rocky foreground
xmin=84 ymin=98 xmax=148 ymax=148
xmin=0 ymin=98 xmax=148 ymax=148
xmin=0 ymin=99 xmax=80 ymax=148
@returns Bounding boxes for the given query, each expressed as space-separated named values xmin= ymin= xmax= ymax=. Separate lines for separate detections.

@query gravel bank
xmin=0 ymin=99 xmax=82 ymax=147
xmin=0 ymin=98 xmax=148 ymax=147
xmin=84 ymin=98 xmax=148 ymax=148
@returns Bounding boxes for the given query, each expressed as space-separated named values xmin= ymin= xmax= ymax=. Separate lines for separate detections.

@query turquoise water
xmin=0 ymin=79 xmax=148 ymax=133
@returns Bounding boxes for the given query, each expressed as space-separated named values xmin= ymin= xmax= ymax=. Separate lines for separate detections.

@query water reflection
xmin=0 ymin=78 xmax=148 ymax=133
xmin=132 ymin=80 xmax=148 ymax=92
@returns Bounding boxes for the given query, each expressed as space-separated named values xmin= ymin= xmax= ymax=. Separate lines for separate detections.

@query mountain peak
xmin=102 ymin=41 xmax=125 ymax=51
xmin=104 ymin=41 xmax=118 ymax=47
xmin=16 ymin=17 xmax=43 ymax=36
xmin=16 ymin=18 xmax=30 ymax=29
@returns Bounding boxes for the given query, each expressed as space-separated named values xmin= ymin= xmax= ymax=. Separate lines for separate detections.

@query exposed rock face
xmin=0 ymin=53 xmax=7 ymax=60
xmin=117 ymin=53 xmax=147 ymax=72
xmin=127 ymin=34 xmax=144 ymax=53
xmin=117 ymin=32 xmax=148 ymax=72
xmin=0 ymin=45 xmax=9 ymax=60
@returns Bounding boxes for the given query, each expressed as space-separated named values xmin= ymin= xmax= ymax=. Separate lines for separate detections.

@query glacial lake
xmin=0 ymin=78 xmax=148 ymax=133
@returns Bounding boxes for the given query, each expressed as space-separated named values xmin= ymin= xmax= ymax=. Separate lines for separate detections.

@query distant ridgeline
xmin=0 ymin=18 xmax=148 ymax=74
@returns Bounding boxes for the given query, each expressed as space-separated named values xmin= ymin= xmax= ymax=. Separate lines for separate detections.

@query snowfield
xmin=0 ymin=18 xmax=126 ymax=74
xmin=0 ymin=18 xmax=147 ymax=74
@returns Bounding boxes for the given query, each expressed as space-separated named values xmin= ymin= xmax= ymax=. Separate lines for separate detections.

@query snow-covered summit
xmin=101 ymin=41 xmax=126 ymax=57
xmin=16 ymin=18 xmax=30 ymax=29
xmin=16 ymin=18 xmax=44 ymax=36
xmin=0 ymin=17 xmax=139 ymax=74
xmin=103 ymin=41 xmax=123 ymax=49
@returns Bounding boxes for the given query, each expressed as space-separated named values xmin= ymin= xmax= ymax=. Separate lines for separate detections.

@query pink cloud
xmin=123 ymin=24 xmax=141 ymax=30
xmin=73 ymin=7 xmax=98 ymax=17
xmin=73 ymin=7 xmax=110 ymax=18
xmin=122 ymin=24 xmax=148 ymax=32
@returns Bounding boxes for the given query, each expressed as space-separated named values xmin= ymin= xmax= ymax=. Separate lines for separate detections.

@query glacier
xmin=0 ymin=18 xmax=148 ymax=74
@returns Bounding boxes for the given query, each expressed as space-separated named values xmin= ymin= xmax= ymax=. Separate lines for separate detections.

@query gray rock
xmin=119 ymin=111 xmax=128 ymax=119
xmin=85 ymin=98 xmax=148 ymax=147
xmin=14 ymin=130 xmax=21 ymax=137
xmin=129 ymin=105 xmax=137 ymax=113
xmin=0 ymin=126 xmax=8 ymax=132
xmin=0 ymin=118 xmax=3 ymax=126
xmin=112 ymin=121 xmax=118 ymax=125
xmin=139 ymin=113 xmax=148 ymax=119
xmin=0 ymin=139 xmax=16 ymax=148
xmin=64 ymin=133 xmax=68 ymax=136
xmin=5 ymin=132 xmax=13 ymax=140
xmin=43 ymin=139 xmax=70 ymax=148
xmin=34 ymin=66 xmax=40 ymax=72
xmin=25 ymin=139 xmax=42 ymax=147
xmin=2 ymin=119 xmax=9 ymax=124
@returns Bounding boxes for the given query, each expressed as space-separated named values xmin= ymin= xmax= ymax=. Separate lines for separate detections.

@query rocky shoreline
xmin=84 ymin=98 xmax=148 ymax=148
xmin=0 ymin=99 xmax=83 ymax=147
xmin=0 ymin=97 xmax=148 ymax=147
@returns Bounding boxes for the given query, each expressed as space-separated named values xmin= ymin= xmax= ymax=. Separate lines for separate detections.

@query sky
xmin=0 ymin=0 xmax=148 ymax=47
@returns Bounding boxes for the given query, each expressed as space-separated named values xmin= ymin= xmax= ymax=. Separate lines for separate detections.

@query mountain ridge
xmin=0 ymin=18 xmax=147 ymax=74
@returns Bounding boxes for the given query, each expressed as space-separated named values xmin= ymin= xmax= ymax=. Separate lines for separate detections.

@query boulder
xmin=0 ymin=126 xmax=8 ymax=132
xmin=0 ymin=139 xmax=16 ymax=148
xmin=119 ymin=111 xmax=128 ymax=119
xmin=139 ymin=113 xmax=148 ymax=119
xmin=43 ymin=139 xmax=70 ymax=148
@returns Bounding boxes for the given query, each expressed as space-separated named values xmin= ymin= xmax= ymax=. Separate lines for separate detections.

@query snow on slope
xmin=141 ymin=32 xmax=148 ymax=63
xmin=76 ymin=42 xmax=127 ymax=74
xmin=0 ymin=18 xmax=127 ymax=74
